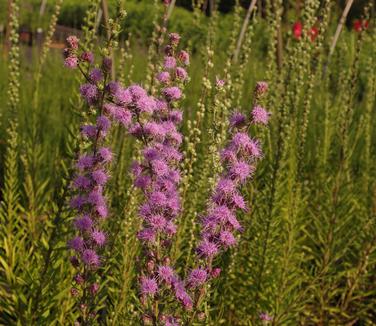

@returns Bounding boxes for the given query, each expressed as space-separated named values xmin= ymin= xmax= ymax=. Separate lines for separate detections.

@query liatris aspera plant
xmin=65 ymin=36 xmax=115 ymax=323
xmin=185 ymin=81 xmax=270 ymax=322
xmin=114 ymin=33 xmax=191 ymax=325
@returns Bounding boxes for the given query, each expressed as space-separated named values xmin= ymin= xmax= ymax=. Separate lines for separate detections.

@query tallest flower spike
xmin=104 ymin=33 xmax=190 ymax=325
xmin=186 ymin=82 xmax=270 ymax=322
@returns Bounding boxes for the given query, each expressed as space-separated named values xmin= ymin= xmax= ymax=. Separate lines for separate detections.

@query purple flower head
xmin=228 ymin=214 xmax=242 ymax=230
xmin=148 ymin=191 xmax=167 ymax=208
xmin=106 ymin=81 xmax=120 ymax=95
xmin=68 ymin=236 xmax=85 ymax=252
xmin=140 ymin=277 xmax=158 ymax=297
xmin=197 ymin=239 xmax=218 ymax=257
xmin=89 ymin=68 xmax=103 ymax=83
xmin=248 ymin=138 xmax=262 ymax=158
xmin=229 ymin=112 xmax=246 ymax=128
xmin=168 ymin=110 xmax=183 ymax=123
xmin=232 ymin=193 xmax=247 ymax=210
xmin=151 ymin=159 xmax=169 ymax=177
xmin=176 ymin=67 xmax=188 ymax=81
xmin=87 ymin=188 xmax=105 ymax=206
xmin=169 ymin=32 xmax=181 ymax=45
xmin=80 ymin=83 xmax=98 ymax=104
xmin=91 ymin=230 xmax=106 ymax=246
xmin=255 ymin=81 xmax=268 ymax=95
xmin=73 ymin=175 xmax=91 ymax=190
xmin=81 ymin=51 xmax=94 ymax=63
xmin=136 ymin=96 xmax=156 ymax=114
xmin=259 ymin=312 xmax=273 ymax=321
xmin=81 ymin=125 xmax=97 ymax=138
xmin=178 ymin=50 xmax=190 ymax=65
xmin=219 ymin=230 xmax=236 ymax=247
xmin=220 ymin=148 xmax=237 ymax=163
xmin=187 ymin=268 xmax=208 ymax=288
xmin=82 ymin=249 xmax=100 ymax=267
xmin=216 ymin=76 xmax=225 ymax=88
xmin=148 ymin=214 xmax=167 ymax=230
xmin=137 ymin=228 xmax=156 ymax=243
xmin=165 ymin=316 xmax=180 ymax=326
xmin=251 ymin=106 xmax=270 ymax=125
xmin=90 ymin=283 xmax=100 ymax=295
xmin=174 ymin=285 xmax=193 ymax=310
xmin=114 ymin=87 xmax=132 ymax=105
xmin=92 ymin=169 xmax=109 ymax=185
xmin=157 ymin=71 xmax=170 ymax=84
xmin=215 ymin=178 xmax=236 ymax=198
xmin=165 ymin=221 xmax=177 ymax=236
xmin=66 ymin=35 xmax=79 ymax=49
xmin=164 ymin=87 xmax=182 ymax=101
xmin=74 ymin=273 xmax=84 ymax=284
xmin=229 ymin=161 xmax=254 ymax=183
xmin=164 ymin=56 xmax=177 ymax=69
xmin=98 ymin=147 xmax=113 ymax=163
xmin=76 ymin=155 xmax=95 ymax=171
xmin=135 ymin=175 xmax=152 ymax=190
xmin=231 ymin=132 xmax=252 ymax=152
xmin=70 ymin=195 xmax=86 ymax=209
xmin=74 ymin=215 xmax=93 ymax=232
xmin=128 ymin=84 xmax=147 ymax=100
xmin=97 ymin=115 xmax=111 ymax=132
xmin=155 ymin=99 xmax=168 ymax=112
xmin=96 ymin=204 xmax=108 ymax=219
xmin=157 ymin=265 xmax=174 ymax=283
xmin=64 ymin=56 xmax=78 ymax=69
xmin=211 ymin=267 xmax=221 ymax=278
xmin=144 ymin=122 xmax=166 ymax=141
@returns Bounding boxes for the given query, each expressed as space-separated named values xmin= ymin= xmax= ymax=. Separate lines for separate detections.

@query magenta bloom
xmin=92 ymin=169 xmax=109 ymax=185
xmin=216 ymin=76 xmax=225 ymax=88
xmin=260 ymin=312 xmax=273 ymax=321
xmin=98 ymin=147 xmax=113 ymax=163
xmin=91 ymin=230 xmax=106 ymax=246
xmin=164 ymin=87 xmax=182 ymax=101
xmin=169 ymin=32 xmax=181 ymax=45
xmin=176 ymin=67 xmax=188 ymax=81
xmin=68 ymin=236 xmax=85 ymax=252
xmin=140 ymin=277 xmax=158 ymax=296
xmin=64 ymin=56 xmax=78 ymax=69
xmin=74 ymin=215 xmax=93 ymax=231
xmin=81 ymin=51 xmax=94 ymax=63
xmin=157 ymin=265 xmax=175 ymax=283
xmin=66 ymin=35 xmax=79 ymax=49
xmin=82 ymin=249 xmax=100 ymax=267
xmin=251 ymin=106 xmax=270 ymax=125
xmin=229 ymin=112 xmax=246 ymax=128
xmin=80 ymin=83 xmax=98 ymax=104
xmin=157 ymin=71 xmax=170 ymax=84
xmin=187 ymin=268 xmax=207 ymax=288
xmin=178 ymin=50 xmax=190 ymax=65
xmin=197 ymin=239 xmax=218 ymax=257
xmin=255 ymin=81 xmax=268 ymax=95
xmin=89 ymin=68 xmax=103 ymax=83
xmin=164 ymin=56 xmax=177 ymax=69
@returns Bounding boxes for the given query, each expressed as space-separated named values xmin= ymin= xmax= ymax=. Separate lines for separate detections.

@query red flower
xmin=310 ymin=27 xmax=319 ymax=42
xmin=353 ymin=19 xmax=369 ymax=32
xmin=293 ymin=21 xmax=303 ymax=39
